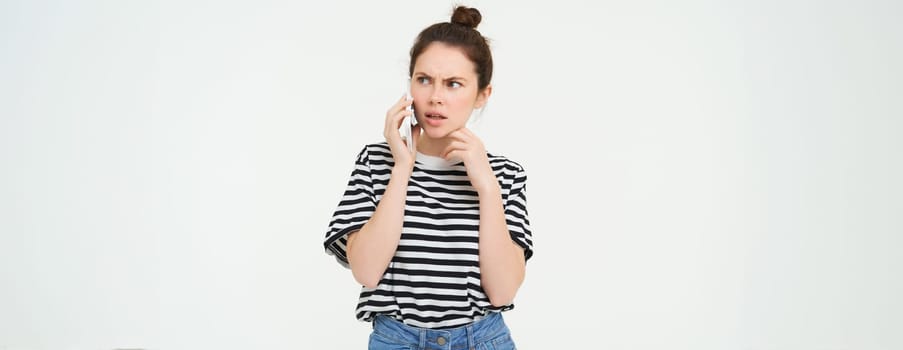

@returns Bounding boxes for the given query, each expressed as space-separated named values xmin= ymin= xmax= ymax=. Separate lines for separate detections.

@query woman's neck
xmin=414 ymin=134 xmax=450 ymax=158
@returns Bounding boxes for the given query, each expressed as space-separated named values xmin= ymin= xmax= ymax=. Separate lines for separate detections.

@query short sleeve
xmin=505 ymin=165 xmax=533 ymax=261
xmin=324 ymin=146 xmax=377 ymax=268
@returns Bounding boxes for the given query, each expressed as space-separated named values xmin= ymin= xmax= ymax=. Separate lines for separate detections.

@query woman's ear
xmin=474 ymin=84 xmax=492 ymax=109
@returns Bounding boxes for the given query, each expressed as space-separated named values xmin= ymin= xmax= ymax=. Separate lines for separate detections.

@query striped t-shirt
xmin=324 ymin=142 xmax=533 ymax=329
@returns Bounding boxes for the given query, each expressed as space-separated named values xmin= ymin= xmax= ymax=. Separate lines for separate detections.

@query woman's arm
xmin=346 ymin=165 xmax=411 ymax=288
xmin=476 ymin=184 xmax=526 ymax=306
xmin=347 ymin=95 xmax=419 ymax=288
xmin=440 ymin=128 xmax=527 ymax=306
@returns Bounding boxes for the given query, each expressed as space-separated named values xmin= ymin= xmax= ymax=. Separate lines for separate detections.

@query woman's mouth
xmin=423 ymin=112 xmax=447 ymax=126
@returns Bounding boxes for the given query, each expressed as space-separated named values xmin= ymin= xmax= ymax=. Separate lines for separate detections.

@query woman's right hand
xmin=383 ymin=95 xmax=420 ymax=170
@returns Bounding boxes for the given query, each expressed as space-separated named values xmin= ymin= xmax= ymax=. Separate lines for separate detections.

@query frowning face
xmin=410 ymin=42 xmax=490 ymax=140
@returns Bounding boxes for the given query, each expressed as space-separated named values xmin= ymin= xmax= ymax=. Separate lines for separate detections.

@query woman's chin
xmin=422 ymin=127 xmax=451 ymax=140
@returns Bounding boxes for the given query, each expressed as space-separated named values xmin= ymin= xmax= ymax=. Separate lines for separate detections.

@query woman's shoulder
xmin=352 ymin=142 xmax=392 ymax=162
xmin=486 ymin=151 xmax=528 ymax=192
xmin=486 ymin=151 xmax=526 ymax=174
xmin=358 ymin=141 xmax=391 ymax=154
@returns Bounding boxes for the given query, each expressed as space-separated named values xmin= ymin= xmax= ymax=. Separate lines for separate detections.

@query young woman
xmin=324 ymin=6 xmax=533 ymax=350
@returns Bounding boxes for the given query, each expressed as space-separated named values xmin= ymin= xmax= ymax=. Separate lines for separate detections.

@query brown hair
xmin=408 ymin=6 xmax=493 ymax=91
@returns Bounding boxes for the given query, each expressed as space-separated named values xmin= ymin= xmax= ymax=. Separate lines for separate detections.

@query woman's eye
xmin=448 ymin=81 xmax=462 ymax=88
xmin=416 ymin=77 xmax=430 ymax=85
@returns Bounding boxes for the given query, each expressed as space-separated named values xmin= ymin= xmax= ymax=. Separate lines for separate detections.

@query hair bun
xmin=450 ymin=6 xmax=481 ymax=29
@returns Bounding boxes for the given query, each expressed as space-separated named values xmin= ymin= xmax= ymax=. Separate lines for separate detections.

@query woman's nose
xmin=429 ymin=86 xmax=444 ymax=104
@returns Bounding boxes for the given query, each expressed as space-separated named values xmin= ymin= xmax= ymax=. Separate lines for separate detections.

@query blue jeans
xmin=369 ymin=312 xmax=517 ymax=350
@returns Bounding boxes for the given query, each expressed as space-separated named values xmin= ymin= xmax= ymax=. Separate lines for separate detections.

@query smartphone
xmin=401 ymin=79 xmax=417 ymax=153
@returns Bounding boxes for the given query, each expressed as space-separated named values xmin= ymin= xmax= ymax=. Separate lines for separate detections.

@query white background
xmin=1 ymin=0 xmax=901 ymax=349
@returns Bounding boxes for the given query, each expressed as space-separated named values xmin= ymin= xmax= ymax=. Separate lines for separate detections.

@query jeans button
xmin=436 ymin=336 xmax=446 ymax=345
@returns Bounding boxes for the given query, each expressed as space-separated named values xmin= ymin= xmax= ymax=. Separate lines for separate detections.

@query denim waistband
xmin=371 ymin=312 xmax=509 ymax=350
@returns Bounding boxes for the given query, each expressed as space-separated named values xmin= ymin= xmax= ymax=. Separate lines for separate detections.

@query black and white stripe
xmin=324 ymin=142 xmax=533 ymax=329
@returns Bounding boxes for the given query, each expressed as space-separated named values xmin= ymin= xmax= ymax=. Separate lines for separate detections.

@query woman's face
xmin=410 ymin=42 xmax=490 ymax=140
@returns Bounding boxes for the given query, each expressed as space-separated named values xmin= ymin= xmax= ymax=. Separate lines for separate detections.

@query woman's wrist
xmin=476 ymin=181 xmax=501 ymax=197
xmin=391 ymin=163 xmax=414 ymax=179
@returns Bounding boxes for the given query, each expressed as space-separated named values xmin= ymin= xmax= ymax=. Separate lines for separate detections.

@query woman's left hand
xmin=441 ymin=128 xmax=499 ymax=195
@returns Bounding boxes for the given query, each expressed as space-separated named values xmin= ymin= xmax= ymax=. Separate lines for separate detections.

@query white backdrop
xmin=1 ymin=0 xmax=901 ymax=349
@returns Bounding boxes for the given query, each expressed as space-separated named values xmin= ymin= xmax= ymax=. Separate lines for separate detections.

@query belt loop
xmin=419 ymin=328 xmax=427 ymax=350
xmin=466 ymin=323 xmax=475 ymax=349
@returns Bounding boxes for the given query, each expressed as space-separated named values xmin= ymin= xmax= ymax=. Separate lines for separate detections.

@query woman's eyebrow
xmin=413 ymin=72 xmax=468 ymax=82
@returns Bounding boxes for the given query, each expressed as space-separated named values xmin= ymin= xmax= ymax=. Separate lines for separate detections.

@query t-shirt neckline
xmin=415 ymin=151 xmax=460 ymax=169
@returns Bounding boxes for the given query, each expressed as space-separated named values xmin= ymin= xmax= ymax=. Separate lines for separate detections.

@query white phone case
xmin=401 ymin=79 xmax=416 ymax=154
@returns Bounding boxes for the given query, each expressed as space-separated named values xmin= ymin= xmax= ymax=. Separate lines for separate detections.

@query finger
xmin=398 ymin=93 xmax=414 ymax=106
xmin=393 ymin=110 xmax=413 ymax=129
xmin=458 ymin=127 xmax=484 ymax=144
xmin=388 ymin=95 xmax=414 ymax=115
xmin=441 ymin=141 xmax=468 ymax=159
xmin=458 ymin=127 xmax=477 ymax=139
xmin=450 ymin=128 xmax=484 ymax=149
xmin=386 ymin=108 xmax=413 ymax=130
xmin=446 ymin=129 xmax=470 ymax=143
xmin=443 ymin=149 xmax=464 ymax=163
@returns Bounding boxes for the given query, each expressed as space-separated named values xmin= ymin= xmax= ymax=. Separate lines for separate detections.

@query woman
xmin=324 ymin=6 xmax=532 ymax=349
